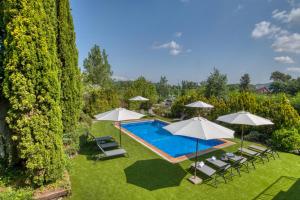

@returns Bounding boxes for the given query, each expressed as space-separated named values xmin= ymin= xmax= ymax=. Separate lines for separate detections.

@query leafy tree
xmin=271 ymin=128 xmax=300 ymax=152
xmin=83 ymin=85 xmax=119 ymax=116
xmin=270 ymin=71 xmax=291 ymax=82
xmin=83 ymin=45 xmax=112 ymax=87
xmin=204 ymin=68 xmax=228 ymax=98
xmin=240 ymin=73 xmax=250 ymax=91
xmin=269 ymin=81 xmax=287 ymax=93
xmin=125 ymin=76 xmax=158 ymax=109
xmin=181 ymin=80 xmax=198 ymax=91
xmin=57 ymin=0 xmax=82 ymax=133
xmin=2 ymin=0 xmax=65 ymax=185
xmin=286 ymin=78 xmax=300 ymax=95
xmin=157 ymin=76 xmax=169 ymax=99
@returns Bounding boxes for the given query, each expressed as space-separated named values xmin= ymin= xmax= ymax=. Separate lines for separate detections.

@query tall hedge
xmin=2 ymin=0 xmax=65 ymax=185
xmin=57 ymin=0 xmax=82 ymax=133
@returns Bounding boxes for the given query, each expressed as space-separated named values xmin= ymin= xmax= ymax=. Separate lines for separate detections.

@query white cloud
xmin=274 ymin=56 xmax=295 ymax=64
xmin=287 ymin=67 xmax=300 ymax=72
xmin=272 ymin=8 xmax=300 ymax=24
xmin=174 ymin=32 xmax=183 ymax=38
xmin=251 ymin=21 xmax=286 ymax=39
xmin=153 ymin=40 xmax=182 ymax=56
xmin=272 ymin=33 xmax=300 ymax=54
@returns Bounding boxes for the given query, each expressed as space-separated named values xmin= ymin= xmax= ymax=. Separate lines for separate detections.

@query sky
xmin=70 ymin=0 xmax=300 ymax=84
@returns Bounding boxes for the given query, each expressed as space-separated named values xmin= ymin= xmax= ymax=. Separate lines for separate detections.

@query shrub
xmin=83 ymin=86 xmax=119 ymax=117
xmin=63 ymin=124 xmax=89 ymax=157
xmin=0 ymin=188 xmax=33 ymax=200
xmin=271 ymin=128 xmax=300 ymax=152
xmin=244 ymin=131 xmax=270 ymax=143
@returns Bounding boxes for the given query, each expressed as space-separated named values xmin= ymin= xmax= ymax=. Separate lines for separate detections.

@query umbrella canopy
xmin=94 ymin=108 xmax=145 ymax=145
xmin=217 ymin=111 xmax=273 ymax=153
xmin=163 ymin=117 xmax=234 ymax=183
xmin=94 ymin=107 xmax=145 ymax=122
xmin=129 ymin=96 xmax=149 ymax=101
xmin=216 ymin=111 xmax=273 ymax=126
xmin=185 ymin=101 xmax=214 ymax=108
xmin=164 ymin=117 xmax=234 ymax=140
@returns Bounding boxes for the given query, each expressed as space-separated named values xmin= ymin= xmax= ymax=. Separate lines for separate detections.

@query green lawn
xmin=68 ymin=121 xmax=300 ymax=200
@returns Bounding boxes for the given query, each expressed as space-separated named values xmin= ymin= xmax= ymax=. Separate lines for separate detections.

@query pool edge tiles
xmin=115 ymin=119 xmax=235 ymax=163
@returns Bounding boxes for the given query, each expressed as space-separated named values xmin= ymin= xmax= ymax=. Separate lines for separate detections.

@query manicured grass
xmin=68 ymin=121 xmax=300 ymax=200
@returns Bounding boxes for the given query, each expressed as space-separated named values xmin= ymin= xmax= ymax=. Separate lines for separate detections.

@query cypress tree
xmin=2 ymin=0 xmax=65 ymax=185
xmin=57 ymin=0 xmax=82 ymax=133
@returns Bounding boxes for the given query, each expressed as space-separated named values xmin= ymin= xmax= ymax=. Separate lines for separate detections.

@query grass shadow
xmin=78 ymin=135 xmax=100 ymax=160
xmin=124 ymin=158 xmax=187 ymax=191
xmin=253 ymin=176 xmax=300 ymax=200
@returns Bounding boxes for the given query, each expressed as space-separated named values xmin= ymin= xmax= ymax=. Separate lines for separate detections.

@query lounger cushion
xmin=100 ymin=142 xmax=119 ymax=149
xmin=96 ymin=136 xmax=113 ymax=141
xmin=238 ymin=148 xmax=259 ymax=156
xmin=248 ymin=145 xmax=267 ymax=152
xmin=191 ymin=163 xmax=216 ymax=177
xmin=104 ymin=149 xmax=127 ymax=157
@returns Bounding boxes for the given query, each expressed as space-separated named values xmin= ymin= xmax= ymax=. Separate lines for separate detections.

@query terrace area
xmin=68 ymin=121 xmax=300 ymax=200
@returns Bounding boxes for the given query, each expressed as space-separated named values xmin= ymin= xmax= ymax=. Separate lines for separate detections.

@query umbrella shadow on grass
xmin=124 ymin=159 xmax=187 ymax=191
xmin=78 ymin=135 xmax=100 ymax=160
xmin=78 ymin=135 xmax=125 ymax=161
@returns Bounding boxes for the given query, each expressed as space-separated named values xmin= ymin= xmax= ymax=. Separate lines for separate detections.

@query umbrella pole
xmin=119 ymin=121 xmax=122 ymax=147
xmin=241 ymin=124 xmax=244 ymax=153
xmin=194 ymin=139 xmax=199 ymax=178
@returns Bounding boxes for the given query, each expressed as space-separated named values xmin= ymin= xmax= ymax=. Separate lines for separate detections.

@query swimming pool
xmin=121 ymin=120 xmax=230 ymax=162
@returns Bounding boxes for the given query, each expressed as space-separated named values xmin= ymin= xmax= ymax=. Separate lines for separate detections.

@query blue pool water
xmin=121 ymin=120 xmax=225 ymax=158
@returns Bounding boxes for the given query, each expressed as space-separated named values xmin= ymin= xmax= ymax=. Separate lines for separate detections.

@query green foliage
xmin=83 ymin=45 xmax=112 ymax=87
xmin=83 ymin=85 xmax=119 ymax=116
xmin=269 ymin=81 xmax=287 ymax=93
xmin=181 ymin=80 xmax=198 ymax=93
xmin=0 ymin=188 xmax=33 ymax=200
xmin=204 ymin=68 xmax=228 ymax=98
xmin=269 ymin=71 xmax=300 ymax=95
xmin=125 ymin=76 xmax=158 ymax=110
xmin=57 ymin=0 xmax=82 ymax=133
xmin=2 ymin=0 xmax=65 ymax=185
xmin=244 ymin=131 xmax=269 ymax=143
xmin=271 ymin=128 xmax=300 ymax=152
xmin=63 ymin=125 xmax=88 ymax=157
xmin=270 ymin=71 xmax=291 ymax=82
xmin=227 ymin=92 xmax=258 ymax=113
xmin=171 ymin=92 xmax=300 ymax=141
xmin=0 ymin=2 xmax=4 ymax=87
xmin=290 ymin=92 xmax=300 ymax=114
xmin=156 ymin=76 xmax=170 ymax=100
xmin=239 ymin=73 xmax=250 ymax=91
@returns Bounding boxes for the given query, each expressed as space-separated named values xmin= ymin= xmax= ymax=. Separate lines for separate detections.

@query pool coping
xmin=115 ymin=119 xmax=235 ymax=164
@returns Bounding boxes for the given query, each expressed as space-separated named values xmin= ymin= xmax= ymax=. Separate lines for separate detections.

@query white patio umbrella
xmin=185 ymin=100 xmax=214 ymax=117
xmin=163 ymin=117 xmax=234 ymax=183
xmin=185 ymin=101 xmax=214 ymax=108
xmin=94 ymin=108 xmax=145 ymax=145
xmin=129 ymin=96 xmax=149 ymax=101
xmin=217 ymin=111 xmax=273 ymax=151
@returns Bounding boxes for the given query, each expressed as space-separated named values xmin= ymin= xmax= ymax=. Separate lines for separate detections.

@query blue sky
xmin=70 ymin=0 xmax=300 ymax=84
